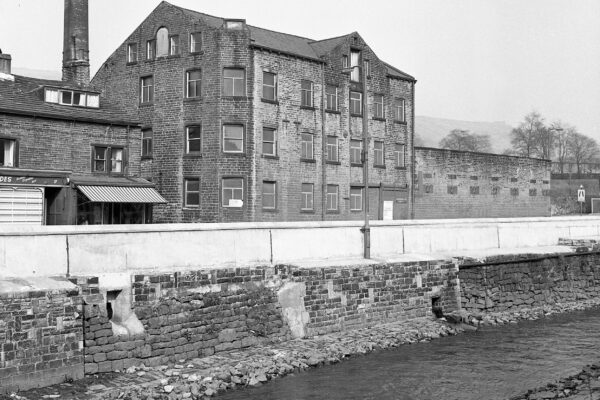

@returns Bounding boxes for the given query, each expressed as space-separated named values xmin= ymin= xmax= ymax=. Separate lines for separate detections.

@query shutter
xmin=0 ymin=187 xmax=44 ymax=224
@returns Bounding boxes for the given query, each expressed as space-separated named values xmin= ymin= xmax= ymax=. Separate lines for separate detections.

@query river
xmin=219 ymin=307 xmax=600 ymax=400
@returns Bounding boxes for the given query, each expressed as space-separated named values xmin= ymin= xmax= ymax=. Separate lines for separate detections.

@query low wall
xmin=459 ymin=252 xmax=600 ymax=313
xmin=0 ymin=278 xmax=83 ymax=394
xmin=2 ymin=216 xmax=600 ymax=277
xmin=73 ymin=260 xmax=458 ymax=374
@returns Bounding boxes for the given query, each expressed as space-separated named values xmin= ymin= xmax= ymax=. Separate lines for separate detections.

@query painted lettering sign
xmin=0 ymin=175 xmax=67 ymax=186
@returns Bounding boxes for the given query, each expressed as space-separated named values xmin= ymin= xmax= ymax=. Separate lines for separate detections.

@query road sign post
xmin=578 ymin=185 xmax=585 ymax=215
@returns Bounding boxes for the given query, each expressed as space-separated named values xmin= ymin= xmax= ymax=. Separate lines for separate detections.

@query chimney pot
xmin=0 ymin=54 xmax=12 ymax=75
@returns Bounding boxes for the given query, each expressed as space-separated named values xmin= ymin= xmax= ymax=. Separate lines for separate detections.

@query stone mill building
xmin=92 ymin=1 xmax=416 ymax=223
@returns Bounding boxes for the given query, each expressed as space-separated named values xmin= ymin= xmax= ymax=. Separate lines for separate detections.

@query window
xmin=492 ymin=186 xmax=500 ymax=196
xmin=141 ymin=129 xmax=153 ymax=157
xmin=45 ymin=88 xmax=99 ymax=108
xmin=470 ymin=186 xmax=480 ymax=195
xmin=92 ymin=146 xmax=124 ymax=174
xmin=350 ymin=139 xmax=362 ymax=164
xmin=186 ymin=126 xmax=201 ymax=153
xmin=350 ymin=91 xmax=362 ymax=115
xmin=424 ymin=184 xmax=434 ymax=194
xmin=301 ymin=183 xmax=314 ymax=210
xmin=223 ymin=68 xmax=245 ymax=96
xmin=186 ymin=70 xmax=202 ymax=98
xmin=350 ymin=187 xmax=363 ymax=211
xmin=262 ymin=181 xmax=276 ymax=209
xmin=365 ymin=60 xmax=370 ymax=77
xmin=447 ymin=185 xmax=458 ymax=195
xmin=262 ymin=72 xmax=277 ymax=101
xmin=127 ymin=43 xmax=138 ymax=63
xmin=146 ymin=39 xmax=156 ymax=60
xmin=223 ymin=124 xmax=244 ymax=153
xmin=184 ymin=178 xmax=200 ymax=207
xmin=326 ymin=85 xmax=338 ymax=111
xmin=342 ymin=55 xmax=348 ymax=68
xmin=394 ymin=144 xmax=405 ymax=168
xmin=326 ymin=136 xmax=339 ymax=162
xmin=529 ymin=188 xmax=537 ymax=196
xmin=262 ymin=127 xmax=277 ymax=156
xmin=301 ymin=133 xmax=314 ymax=160
xmin=394 ymin=99 xmax=406 ymax=122
xmin=225 ymin=20 xmax=244 ymax=29
xmin=300 ymin=80 xmax=313 ymax=107
xmin=140 ymin=76 xmax=154 ymax=103
xmin=350 ymin=50 xmax=361 ymax=82
xmin=374 ymin=94 xmax=384 ymax=118
xmin=0 ymin=139 xmax=16 ymax=167
xmin=190 ymin=32 xmax=202 ymax=52
xmin=511 ymin=188 xmax=519 ymax=196
xmin=156 ymin=27 xmax=169 ymax=57
xmin=222 ymin=178 xmax=243 ymax=207
xmin=169 ymin=35 xmax=179 ymax=55
xmin=374 ymin=140 xmax=384 ymax=166
xmin=326 ymin=185 xmax=339 ymax=211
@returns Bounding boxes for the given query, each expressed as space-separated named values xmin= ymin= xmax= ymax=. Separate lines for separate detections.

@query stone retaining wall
xmin=459 ymin=252 xmax=600 ymax=313
xmin=0 ymin=279 xmax=83 ymax=394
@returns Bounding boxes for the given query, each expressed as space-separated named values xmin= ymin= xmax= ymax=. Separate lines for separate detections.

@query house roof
xmin=0 ymin=75 xmax=139 ymax=126
xmin=171 ymin=2 xmax=415 ymax=80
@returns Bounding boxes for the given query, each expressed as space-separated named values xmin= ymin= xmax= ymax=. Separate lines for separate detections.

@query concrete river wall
xmin=2 ymin=216 xmax=600 ymax=393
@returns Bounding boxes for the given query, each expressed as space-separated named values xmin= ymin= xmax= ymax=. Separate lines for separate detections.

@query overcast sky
xmin=1 ymin=0 xmax=599 ymax=138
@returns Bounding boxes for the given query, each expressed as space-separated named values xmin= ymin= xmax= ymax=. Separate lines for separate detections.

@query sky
xmin=1 ymin=0 xmax=599 ymax=139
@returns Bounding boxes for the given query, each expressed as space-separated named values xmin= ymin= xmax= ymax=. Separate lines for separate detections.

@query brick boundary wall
xmin=75 ymin=260 xmax=459 ymax=374
xmin=459 ymin=252 xmax=600 ymax=313
xmin=0 ymin=284 xmax=83 ymax=394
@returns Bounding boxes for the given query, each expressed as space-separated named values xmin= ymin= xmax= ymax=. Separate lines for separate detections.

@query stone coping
xmin=0 ymin=276 xmax=77 ymax=294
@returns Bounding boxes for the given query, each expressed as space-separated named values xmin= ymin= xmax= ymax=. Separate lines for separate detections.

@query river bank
xmin=4 ymin=298 xmax=600 ymax=400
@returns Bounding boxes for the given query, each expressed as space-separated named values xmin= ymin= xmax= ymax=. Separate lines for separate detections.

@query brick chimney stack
xmin=0 ymin=53 xmax=11 ymax=75
xmin=62 ymin=0 xmax=90 ymax=86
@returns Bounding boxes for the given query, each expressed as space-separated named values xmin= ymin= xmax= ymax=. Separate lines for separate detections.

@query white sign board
xmin=228 ymin=199 xmax=243 ymax=207
xmin=578 ymin=188 xmax=585 ymax=202
xmin=383 ymin=201 xmax=394 ymax=220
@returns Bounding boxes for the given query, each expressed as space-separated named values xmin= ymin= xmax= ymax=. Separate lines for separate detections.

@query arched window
xmin=156 ymin=27 xmax=169 ymax=57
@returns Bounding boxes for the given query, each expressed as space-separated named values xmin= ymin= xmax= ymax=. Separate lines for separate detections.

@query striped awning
xmin=77 ymin=185 xmax=167 ymax=204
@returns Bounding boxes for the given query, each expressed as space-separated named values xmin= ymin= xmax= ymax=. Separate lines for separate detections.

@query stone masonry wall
xmin=0 ymin=280 xmax=83 ymax=394
xmin=414 ymin=147 xmax=551 ymax=219
xmin=76 ymin=260 xmax=459 ymax=374
xmin=459 ymin=252 xmax=600 ymax=313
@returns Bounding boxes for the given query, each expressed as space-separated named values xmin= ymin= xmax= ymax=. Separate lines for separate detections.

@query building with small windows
xmin=0 ymin=0 xmax=165 ymax=225
xmin=92 ymin=1 xmax=415 ymax=223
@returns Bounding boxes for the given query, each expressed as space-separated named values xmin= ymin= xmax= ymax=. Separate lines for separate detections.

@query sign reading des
xmin=0 ymin=175 xmax=67 ymax=186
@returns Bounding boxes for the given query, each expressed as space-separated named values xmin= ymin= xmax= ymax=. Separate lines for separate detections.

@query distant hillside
xmin=416 ymin=116 xmax=514 ymax=154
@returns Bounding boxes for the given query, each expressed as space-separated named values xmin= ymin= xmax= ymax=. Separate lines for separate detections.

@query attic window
xmin=224 ymin=19 xmax=245 ymax=30
xmin=44 ymin=88 xmax=100 ymax=108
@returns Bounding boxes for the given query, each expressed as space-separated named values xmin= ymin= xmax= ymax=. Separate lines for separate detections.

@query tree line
xmin=437 ymin=111 xmax=599 ymax=174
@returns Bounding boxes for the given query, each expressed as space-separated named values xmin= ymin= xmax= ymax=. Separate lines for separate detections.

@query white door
xmin=0 ymin=187 xmax=44 ymax=224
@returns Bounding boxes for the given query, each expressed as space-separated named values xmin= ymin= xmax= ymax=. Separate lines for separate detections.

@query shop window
xmin=262 ymin=71 xmax=277 ymax=101
xmin=0 ymin=139 xmax=16 ymax=167
xmin=262 ymin=181 xmax=276 ymax=210
xmin=262 ymin=127 xmax=277 ymax=156
xmin=223 ymin=124 xmax=244 ymax=153
xmin=76 ymin=192 xmax=149 ymax=225
xmin=326 ymin=85 xmax=338 ymax=112
xmin=141 ymin=130 xmax=153 ymax=158
xmin=186 ymin=70 xmax=201 ymax=98
xmin=92 ymin=146 xmax=125 ymax=174
xmin=222 ymin=178 xmax=243 ymax=207
xmin=156 ymin=27 xmax=169 ymax=57
xmin=326 ymin=136 xmax=339 ymax=162
xmin=190 ymin=32 xmax=202 ymax=53
xmin=184 ymin=178 xmax=200 ymax=207
xmin=326 ymin=184 xmax=339 ymax=211
xmin=301 ymin=133 xmax=314 ymax=160
xmin=301 ymin=80 xmax=313 ymax=107
xmin=350 ymin=187 xmax=363 ymax=211
xmin=301 ymin=183 xmax=314 ymax=211
xmin=350 ymin=91 xmax=362 ymax=115
xmin=223 ymin=68 xmax=245 ymax=96
xmin=350 ymin=139 xmax=362 ymax=165
xmin=186 ymin=126 xmax=201 ymax=153
xmin=127 ymin=43 xmax=138 ymax=63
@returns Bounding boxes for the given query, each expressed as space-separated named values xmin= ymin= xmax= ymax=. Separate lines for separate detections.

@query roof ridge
xmin=164 ymin=1 xmax=225 ymax=23
xmin=309 ymin=33 xmax=353 ymax=44
xmin=247 ymin=24 xmax=315 ymax=42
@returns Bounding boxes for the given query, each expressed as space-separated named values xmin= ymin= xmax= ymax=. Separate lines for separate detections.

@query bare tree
xmin=510 ymin=111 xmax=547 ymax=157
xmin=552 ymin=122 xmax=573 ymax=173
xmin=568 ymin=132 xmax=600 ymax=174
xmin=439 ymin=129 xmax=492 ymax=152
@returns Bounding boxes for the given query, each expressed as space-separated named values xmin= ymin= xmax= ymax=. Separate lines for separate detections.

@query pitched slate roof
xmin=384 ymin=62 xmax=416 ymax=82
xmin=309 ymin=34 xmax=352 ymax=57
xmin=0 ymin=75 xmax=139 ymax=126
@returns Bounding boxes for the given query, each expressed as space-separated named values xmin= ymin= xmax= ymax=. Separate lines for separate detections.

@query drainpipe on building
xmin=361 ymin=61 xmax=370 ymax=259
xmin=321 ymin=62 xmax=327 ymax=221
xmin=410 ymin=81 xmax=416 ymax=219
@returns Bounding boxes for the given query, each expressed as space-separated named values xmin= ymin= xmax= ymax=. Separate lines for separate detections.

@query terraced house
xmin=92 ymin=1 xmax=416 ymax=223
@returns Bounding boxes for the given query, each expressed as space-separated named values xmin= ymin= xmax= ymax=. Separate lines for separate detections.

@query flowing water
xmin=219 ymin=308 xmax=600 ymax=400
